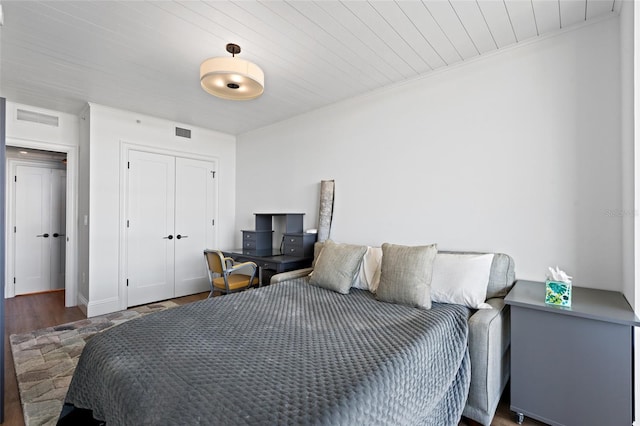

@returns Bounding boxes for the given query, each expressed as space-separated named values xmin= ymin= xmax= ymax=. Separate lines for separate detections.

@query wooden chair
xmin=203 ymin=250 xmax=259 ymax=298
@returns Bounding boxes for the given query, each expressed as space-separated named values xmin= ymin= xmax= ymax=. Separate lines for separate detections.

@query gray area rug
xmin=9 ymin=301 xmax=179 ymax=426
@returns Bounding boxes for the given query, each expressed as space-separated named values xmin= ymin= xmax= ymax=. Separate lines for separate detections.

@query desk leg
xmin=258 ymin=266 xmax=263 ymax=287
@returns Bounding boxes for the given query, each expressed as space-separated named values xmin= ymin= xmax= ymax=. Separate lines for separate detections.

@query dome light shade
xmin=200 ymin=44 xmax=264 ymax=101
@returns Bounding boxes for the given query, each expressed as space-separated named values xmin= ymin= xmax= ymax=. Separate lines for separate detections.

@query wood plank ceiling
xmin=0 ymin=1 xmax=618 ymax=135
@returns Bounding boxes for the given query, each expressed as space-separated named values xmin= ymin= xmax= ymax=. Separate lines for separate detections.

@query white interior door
xmin=51 ymin=169 xmax=67 ymax=290
xmin=127 ymin=150 xmax=175 ymax=306
xmin=174 ymin=157 xmax=216 ymax=297
xmin=15 ymin=165 xmax=52 ymax=294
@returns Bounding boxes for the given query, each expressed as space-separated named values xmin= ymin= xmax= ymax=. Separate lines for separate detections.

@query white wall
xmin=77 ymin=105 xmax=90 ymax=313
xmin=619 ymin=0 xmax=640 ymax=420
xmin=4 ymin=102 xmax=79 ymax=304
xmin=86 ymin=104 xmax=236 ymax=316
xmin=621 ymin=1 xmax=635 ymax=305
xmin=237 ymin=18 xmax=622 ymax=290
xmin=4 ymin=102 xmax=79 ymax=147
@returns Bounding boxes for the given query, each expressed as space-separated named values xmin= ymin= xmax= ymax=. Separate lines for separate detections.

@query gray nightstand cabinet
xmin=505 ymin=280 xmax=640 ymax=426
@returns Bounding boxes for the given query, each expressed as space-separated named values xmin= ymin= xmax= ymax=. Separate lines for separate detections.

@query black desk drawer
xmin=284 ymin=235 xmax=303 ymax=246
xmin=231 ymin=255 xmax=276 ymax=270
xmin=283 ymin=233 xmax=317 ymax=258
xmin=242 ymin=230 xmax=272 ymax=251
xmin=283 ymin=245 xmax=304 ymax=256
xmin=257 ymin=261 xmax=279 ymax=271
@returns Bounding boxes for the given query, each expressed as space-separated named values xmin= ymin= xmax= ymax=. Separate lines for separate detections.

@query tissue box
xmin=545 ymin=280 xmax=572 ymax=307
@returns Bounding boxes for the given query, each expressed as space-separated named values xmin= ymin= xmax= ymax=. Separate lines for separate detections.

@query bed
xmin=269 ymin=245 xmax=516 ymax=425
xmin=59 ymin=278 xmax=470 ymax=425
xmin=59 ymin=243 xmax=515 ymax=425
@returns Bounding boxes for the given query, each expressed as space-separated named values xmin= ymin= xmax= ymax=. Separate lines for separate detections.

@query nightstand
xmin=504 ymin=280 xmax=640 ymax=426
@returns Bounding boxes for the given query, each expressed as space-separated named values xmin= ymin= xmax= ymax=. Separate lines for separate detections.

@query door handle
xmin=53 ymin=233 xmax=66 ymax=238
xmin=163 ymin=235 xmax=174 ymax=240
xmin=36 ymin=233 xmax=50 ymax=238
xmin=176 ymin=235 xmax=189 ymax=239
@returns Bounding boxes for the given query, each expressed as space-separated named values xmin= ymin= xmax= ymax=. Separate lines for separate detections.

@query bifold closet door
xmin=173 ymin=157 xmax=214 ymax=297
xmin=14 ymin=165 xmax=66 ymax=295
xmin=127 ymin=151 xmax=215 ymax=306
xmin=127 ymin=150 xmax=176 ymax=306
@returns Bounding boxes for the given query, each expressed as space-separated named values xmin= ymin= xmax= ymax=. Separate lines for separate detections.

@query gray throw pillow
xmin=376 ymin=243 xmax=438 ymax=309
xmin=309 ymin=240 xmax=367 ymax=294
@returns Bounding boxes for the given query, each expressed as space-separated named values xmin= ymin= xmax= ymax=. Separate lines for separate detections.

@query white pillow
xmin=353 ymin=246 xmax=382 ymax=292
xmin=430 ymin=253 xmax=495 ymax=309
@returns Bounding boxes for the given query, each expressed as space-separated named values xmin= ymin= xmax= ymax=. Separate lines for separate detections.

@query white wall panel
xmin=396 ymin=1 xmax=462 ymax=66
xmin=532 ymin=0 xmax=561 ymax=34
xmin=5 ymin=103 xmax=79 ymax=148
xmin=423 ymin=1 xmax=479 ymax=60
xmin=560 ymin=0 xmax=587 ymax=28
xmin=369 ymin=1 xmax=445 ymax=70
xmin=450 ymin=1 xmax=497 ymax=54
xmin=587 ymin=0 xmax=615 ymax=20
xmin=620 ymin=0 xmax=635 ymax=307
xmin=305 ymin=1 xmax=408 ymax=80
xmin=504 ymin=1 xmax=539 ymax=41
xmin=5 ymin=102 xmax=79 ymax=308
xmin=2 ymin=1 xmax=619 ymax=135
xmin=340 ymin=1 xmax=430 ymax=75
xmin=237 ymin=18 xmax=622 ymax=291
xmin=87 ymin=104 xmax=235 ymax=316
xmin=477 ymin=0 xmax=517 ymax=47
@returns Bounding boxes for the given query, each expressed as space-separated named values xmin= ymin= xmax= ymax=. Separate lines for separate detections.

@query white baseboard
xmin=77 ymin=293 xmax=89 ymax=316
xmin=86 ymin=296 xmax=120 ymax=318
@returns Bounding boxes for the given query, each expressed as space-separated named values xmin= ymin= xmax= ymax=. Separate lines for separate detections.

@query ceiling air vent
xmin=16 ymin=109 xmax=59 ymax=127
xmin=175 ymin=127 xmax=191 ymax=139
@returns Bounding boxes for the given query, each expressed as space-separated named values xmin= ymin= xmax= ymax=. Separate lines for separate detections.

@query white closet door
xmin=127 ymin=150 xmax=176 ymax=306
xmin=174 ymin=157 xmax=215 ymax=297
xmin=50 ymin=169 xmax=67 ymax=290
xmin=15 ymin=165 xmax=52 ymax=294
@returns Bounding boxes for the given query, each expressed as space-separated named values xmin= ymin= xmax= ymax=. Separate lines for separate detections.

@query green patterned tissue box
xmin=545 ymin=280 xmax=572 ymax=307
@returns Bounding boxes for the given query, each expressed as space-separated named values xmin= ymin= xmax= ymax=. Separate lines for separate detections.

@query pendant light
xmin=200 ymin=43 xmax=264 ymax=101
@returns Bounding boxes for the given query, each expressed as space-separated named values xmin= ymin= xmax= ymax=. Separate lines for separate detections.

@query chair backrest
xmin=205 ymin=250 xmax=226 ymax=275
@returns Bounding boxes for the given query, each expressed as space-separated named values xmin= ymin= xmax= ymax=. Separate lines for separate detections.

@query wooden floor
xmin=2 ymin=290 xmax=542 ymax=426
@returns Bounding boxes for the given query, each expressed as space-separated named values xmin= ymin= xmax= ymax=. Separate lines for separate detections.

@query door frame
xmin=4 ymin=138 xmax=78 ymax=307
xmin=118 ymin=141 xmax=219 ymax=310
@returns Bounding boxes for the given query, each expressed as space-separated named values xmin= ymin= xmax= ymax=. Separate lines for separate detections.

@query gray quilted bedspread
xmin=63 ymin=278 xmax=471 ymax=425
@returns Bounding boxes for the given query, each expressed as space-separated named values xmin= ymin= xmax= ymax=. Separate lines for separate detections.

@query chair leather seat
xmin=213 ymin=274 xmax=258 ymax=290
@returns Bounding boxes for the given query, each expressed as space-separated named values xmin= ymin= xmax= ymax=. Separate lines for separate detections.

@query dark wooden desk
xmin=221 ymin=249 xmax=312 ymax=285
